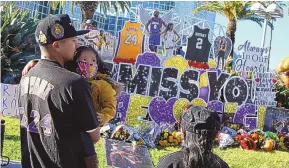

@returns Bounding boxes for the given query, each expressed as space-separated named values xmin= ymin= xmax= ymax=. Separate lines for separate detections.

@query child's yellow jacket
xmin=89 ymin=73 xmax=117 ymax=126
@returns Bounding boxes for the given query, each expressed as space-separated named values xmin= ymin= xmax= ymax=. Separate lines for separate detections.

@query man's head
xmin=35 ymin=14 xmax=89 ymax=65
xmin=100 ymin=29 xmax=104 ymax=35
xmin=154 ymin=10 xmax=160 ymax=17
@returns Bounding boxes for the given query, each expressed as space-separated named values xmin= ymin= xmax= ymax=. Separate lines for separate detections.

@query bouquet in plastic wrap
xmin=264 ymin=131 xmax=279 ymax=142
xmin=155 ymin=123 xmax=184 ymax=147
xmin=218 ymin=132 xmax=234 ymax=149
xmin=262 ymin=137 xmax=276 ymax=151
xmin=222 ymin=127 xmax=237 ymax=138
xmin=135 ymin=121 xmax=160 ymax=148
xmin=248 ymin=129 xmax=265 ymax=148
xmin=110 ymin=125 xmax=145 ymax=145
xmin=235 ymin=134 xmax=257 ymax=150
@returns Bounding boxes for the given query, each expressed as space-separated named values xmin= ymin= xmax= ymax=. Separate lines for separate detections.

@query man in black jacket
xmin=19 ymin=14 xmax=100 ymax=168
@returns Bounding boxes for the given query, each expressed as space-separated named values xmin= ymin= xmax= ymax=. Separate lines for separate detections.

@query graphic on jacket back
xmin=114 ymin=21 xmax=144 ymax=64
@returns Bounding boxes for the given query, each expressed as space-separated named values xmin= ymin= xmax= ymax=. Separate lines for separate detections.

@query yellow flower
xmin=279 ymin=142 xmax=287 ymax=150
xmin=177 ymin=137 xmax=182 ymax=143
xmin=280 ymin=137 xmax=284 ymax=141
xmin=172 ymin=132 xmax=176 ymax=137
xmin=159 ymin=140 xmax=164 ymax=146
xmin=169 ymin=136 xmax=174 ymax=142
xmin=164 ymin=133 xmax=169 ymax=139
xmin=174 ymin=132 xmax=181 ymax=138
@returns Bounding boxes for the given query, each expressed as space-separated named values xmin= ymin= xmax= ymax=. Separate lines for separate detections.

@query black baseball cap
xmin=181 ymin=106 xmax=220 ymax=133
xmin=35 ymin=14 xmax=90 ymax=45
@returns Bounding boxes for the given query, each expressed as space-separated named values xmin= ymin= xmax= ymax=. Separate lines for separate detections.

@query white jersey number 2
xmin=196 ymin=38 xmax=203 ymax=49
xmin=125 ymin=33 xmax=138 ymax=46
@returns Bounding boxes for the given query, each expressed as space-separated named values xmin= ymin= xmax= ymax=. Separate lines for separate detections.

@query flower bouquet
xmin=248 ymin=129 xmax=265 ymax=149
xmin=110 ymin=125 xmax=132 ymax=141
xmin=156 ymin=130 xmax=184 ymax=147
xmin=278 ymin=133 xmax=289 ymax=150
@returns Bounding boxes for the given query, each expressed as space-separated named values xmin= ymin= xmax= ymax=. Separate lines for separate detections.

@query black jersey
xmin=185 ymin=25 xmax=211 ymax=62
xmin=18 ymin=60 xmax=99 ymax=168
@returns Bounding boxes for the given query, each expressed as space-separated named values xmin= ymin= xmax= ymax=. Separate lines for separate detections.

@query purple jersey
xmin=150 ymin=17 xmax=162 ymax=33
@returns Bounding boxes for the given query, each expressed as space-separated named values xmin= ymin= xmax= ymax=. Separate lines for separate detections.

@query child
xmin=72 ymin=46 xmax=122 ymax=126
xmin=162 ymin=23 xmax=180 ymax=59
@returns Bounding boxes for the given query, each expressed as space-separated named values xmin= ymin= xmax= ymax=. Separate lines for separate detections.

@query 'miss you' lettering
xmin=114 ymin=63 xmax=254 ymax=105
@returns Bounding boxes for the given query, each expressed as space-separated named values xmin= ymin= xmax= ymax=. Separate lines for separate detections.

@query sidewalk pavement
xmin=1 ymin=161 xmax=21 ymax=168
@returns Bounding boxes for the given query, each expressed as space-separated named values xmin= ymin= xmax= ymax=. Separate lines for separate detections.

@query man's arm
xmin=145 ymin=19 xmax=152 ymax=35
xmin=72 ymin=78 xmax=100 ymax=143
xmin=87 ymin=127 xmax=100 ymax=143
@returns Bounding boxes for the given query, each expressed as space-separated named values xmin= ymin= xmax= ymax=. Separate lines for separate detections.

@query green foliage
xmin=0 ymin=2 xmax=37 ymax=72
xmin=50 ymin=1 xmax=131 ymax=18
xmin=1 ymin=2 xmax=38 ymax=78
xmin=193 ymin=1 xmax=273 ymax=29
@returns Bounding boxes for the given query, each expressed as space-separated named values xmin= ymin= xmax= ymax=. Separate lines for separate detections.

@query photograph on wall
xmin=213 ymin=36 xmax=232 ymax=70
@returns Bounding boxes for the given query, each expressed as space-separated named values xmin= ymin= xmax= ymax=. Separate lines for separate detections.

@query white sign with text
xmin=235 ymin=41 xmax=270 ymax=73
xmin=253 ymin=72 xmax=277 ymax=107
xmin=1 ymin=84 xmax=19 ymax=117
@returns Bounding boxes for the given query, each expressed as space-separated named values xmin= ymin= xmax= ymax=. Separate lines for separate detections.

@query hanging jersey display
xmin=185 ymin=25 xmax=211 ymax=69
xmin=114 ymin=21 xmax=144 ymax=64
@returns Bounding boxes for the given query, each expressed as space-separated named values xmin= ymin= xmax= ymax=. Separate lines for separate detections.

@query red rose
xmin=119 ymin=127 xmax=123 ymax=132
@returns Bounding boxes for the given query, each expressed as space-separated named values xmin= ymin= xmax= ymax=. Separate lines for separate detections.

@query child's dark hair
xmin=65 ymin=45 xmax=112 ymax=76
xmin=165 ymin=22 xmax=174 ymax=32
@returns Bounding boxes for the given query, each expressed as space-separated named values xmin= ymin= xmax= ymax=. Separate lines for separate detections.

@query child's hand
xmin=22 ymin=60 xmax=38 ymax=76
xmin=97 ymin=113 xmax=104 ymax=123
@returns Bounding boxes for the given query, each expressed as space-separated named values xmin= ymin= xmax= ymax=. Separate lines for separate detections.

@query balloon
xmin=276 ymin=56 xmax=289 ymax=73
xmin=280 ymin=73 xmax=289 ymax=88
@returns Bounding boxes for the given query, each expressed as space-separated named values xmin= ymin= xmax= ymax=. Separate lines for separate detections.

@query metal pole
xmin=267 ymin=19 xmax=274 ymax=72
xmin=261 ymin=16 xmax=268 ymax=48
xmin=114 ymin=12 xmax=119 ymax=36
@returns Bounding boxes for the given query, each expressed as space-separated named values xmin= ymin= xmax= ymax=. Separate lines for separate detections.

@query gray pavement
xmin=1 ymin=161 xmax=21 ymax=168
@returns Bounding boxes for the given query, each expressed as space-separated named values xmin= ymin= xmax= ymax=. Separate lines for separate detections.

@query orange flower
xmin=174 ymin=139 xmax=179 ymax=145
xmin=169 ymin=136 xmax=174 ymax=142
xmin=163 ymin=140 xmax=168 ymax=146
